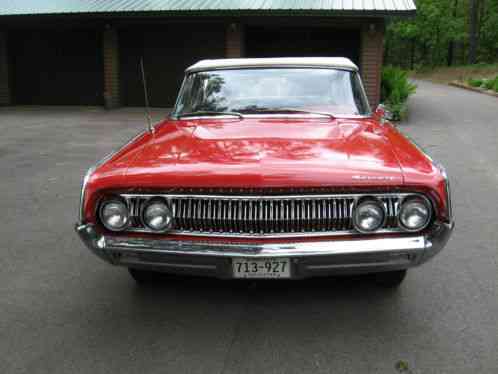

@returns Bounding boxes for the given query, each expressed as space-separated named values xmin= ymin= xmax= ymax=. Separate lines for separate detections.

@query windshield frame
xmin=171 ymin=67 xmax=372 ymax=119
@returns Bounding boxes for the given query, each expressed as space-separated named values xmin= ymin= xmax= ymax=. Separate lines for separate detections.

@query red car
xmin=76 ymin=58 xmax=453 ymax=287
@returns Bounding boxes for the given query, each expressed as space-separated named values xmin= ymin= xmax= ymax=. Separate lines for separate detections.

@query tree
xmin=385 ymin=0 xmax=498 ymax=68
xmin=469 ymin=0 xmax=480 ymax=63
xmin=447 ymin=0 xmax=459 ymax=66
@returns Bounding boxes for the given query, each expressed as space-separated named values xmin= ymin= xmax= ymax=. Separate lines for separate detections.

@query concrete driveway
xmin=1 ymin=83 xmax=497 ymax=374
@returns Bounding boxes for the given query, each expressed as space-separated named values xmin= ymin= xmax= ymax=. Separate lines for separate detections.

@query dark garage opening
xmin=246 ymin=27 xmax=360 ymax=66
xmin=9 ymin=30 xmax=104 ymax=105
xmin=120 ymin=24 xmax=226 ymax=108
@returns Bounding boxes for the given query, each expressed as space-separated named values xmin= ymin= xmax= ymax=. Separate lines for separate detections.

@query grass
xmin=411 ymin=63 xmax=498 ymax=85
xmin=467 ymin=78 xmax=484 ymax=87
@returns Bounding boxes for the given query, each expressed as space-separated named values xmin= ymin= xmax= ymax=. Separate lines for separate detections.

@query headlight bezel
xmin=98 ymin=198 xmax=130 ymax=232
xmin=141 ymin=197 xmax=174 ymax=232
xmin=353 ymin=197 xmax=387 ymax=234
xmin=398 ymin=195 xmax=433 ymax=233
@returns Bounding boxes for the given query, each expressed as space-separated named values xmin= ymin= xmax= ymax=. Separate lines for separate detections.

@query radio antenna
xmin=140 ymin=57 xmax=153 ymax=133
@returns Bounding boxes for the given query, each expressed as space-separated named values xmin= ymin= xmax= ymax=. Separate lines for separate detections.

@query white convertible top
xmin=186 ymin=57 xmax=358 ymax=73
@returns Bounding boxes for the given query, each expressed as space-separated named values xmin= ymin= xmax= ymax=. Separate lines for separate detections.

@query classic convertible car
xmin=76 ymin=57 xmax=453 ymax=287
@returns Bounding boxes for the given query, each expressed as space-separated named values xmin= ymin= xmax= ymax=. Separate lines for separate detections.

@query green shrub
xmin=482 ymin=76 xmax=498 ymax=91
xmin=468 ymin=78 xmax=484 ymax=87
xmin=381 ymin=67 xmax=417 ymax=121
xmin=483 ymin=79 xmax=493 ymax=90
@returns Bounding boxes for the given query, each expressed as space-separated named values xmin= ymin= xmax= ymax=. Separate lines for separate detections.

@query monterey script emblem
xmin=352 ymin=175 xmax=397 ymax=181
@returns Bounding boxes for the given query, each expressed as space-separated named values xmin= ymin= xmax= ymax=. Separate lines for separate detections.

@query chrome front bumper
xmin=75 ymin=222 xmax=453 ymax=279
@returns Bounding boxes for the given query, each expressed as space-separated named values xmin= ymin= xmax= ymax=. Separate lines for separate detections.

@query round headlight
xmin=353 ymin=199 xmax=385 ymax=233
xmin=142 ymin=199 xmax=173 ymax=232
xmin=399 ymin=197 xmax=431 ymax=231
xmin=100 ymin=200 xmax=129 ymax=231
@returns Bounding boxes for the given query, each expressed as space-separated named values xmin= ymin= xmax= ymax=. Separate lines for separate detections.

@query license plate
xmin=232 ymin=258 xmax=291 ymax=279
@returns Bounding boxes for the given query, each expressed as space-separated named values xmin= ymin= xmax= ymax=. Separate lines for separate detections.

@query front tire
xmin=128 ymin=268 xmax=169 ymax=284
xmin=372 ymin=270 xmax=407 ymax=288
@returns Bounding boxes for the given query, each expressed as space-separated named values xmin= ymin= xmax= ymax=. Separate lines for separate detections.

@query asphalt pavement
xmin=1 ymin=81 xmax=497 ymax=374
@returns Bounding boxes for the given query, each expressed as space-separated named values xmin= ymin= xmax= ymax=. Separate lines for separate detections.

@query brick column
xmin=225 ymin=23 xmax=245 ymax=58
xmin=103 ymin=27 xmax=120 ymax=109
xmin=360 ymin=21 xmax=384 ymax=109
xmin=0 ymin=32 xmax=11 ymax=106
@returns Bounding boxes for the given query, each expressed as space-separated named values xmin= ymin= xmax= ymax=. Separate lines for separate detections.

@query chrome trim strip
xmin=171 ymin=76 xmax=187 ymax=118
xmin=172 ymin=114 xmax=374 ymax=120
xmin=173 ymin=114 xmax=364 ymax=120
xmin=355 ymin=70 xmax=372 ymax=113
xmin=159 ymin=228 xmax=401 ymax=239
xmin=119 ymin=192 xmax=416 ymax=201
xmin=78 ymin=165 xmax=97 ymax=223
xmin=435 ymin=162 xmax=453 ymax=221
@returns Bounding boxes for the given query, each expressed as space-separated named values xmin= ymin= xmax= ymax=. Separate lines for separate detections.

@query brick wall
xmin=360 ymin=21 xmax=384 ymax=109
xmin=225 ymin=23 xmax=245 ymax=58
xmin=0 ymin=32 xmax=11 ymax=106
xmin=103 ymin=27 xmax=120 ymax=108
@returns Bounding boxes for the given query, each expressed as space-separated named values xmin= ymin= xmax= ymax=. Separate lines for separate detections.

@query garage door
xmin=246 ymin=27 xmax=360 ymax=66
xmin=9 ymin=30 xmax=103 ymax=105
xmin=120 ymin=24 xmax=225 ymax=108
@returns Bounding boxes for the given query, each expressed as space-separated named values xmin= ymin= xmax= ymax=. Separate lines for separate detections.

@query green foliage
xmin=482 ymin=76 xmax=498 ymax=90
xmin=386 ymin=0 xmax=498 ymax=68
xmin=467 ymin=75 xmax=498 ymax=90
xmin=483 ymin=78 xmax=495 ymax=89
xmin=468 ymin=78 xmax=484 ymax=87
xmin=490 ymin=76 xmax=498 ymax=92
xmin=479 ymin=1 xmax=498 ymax=62
xmin=381 ymin=67 xmax=417 ymax=120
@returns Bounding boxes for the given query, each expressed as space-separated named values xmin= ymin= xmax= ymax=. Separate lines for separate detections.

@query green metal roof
xmin=0 ymin=0 xmax=416 ymax=17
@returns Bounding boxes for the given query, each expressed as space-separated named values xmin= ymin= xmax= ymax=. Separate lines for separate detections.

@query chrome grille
xmin=172 ymin=197 xmax=356 ymax=234
xmin=120 ymin=193 xmax=405 ymax=237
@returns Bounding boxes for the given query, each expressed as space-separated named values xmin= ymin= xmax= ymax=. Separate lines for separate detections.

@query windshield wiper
xmin=241 ymin=108 xmax=336 ymax=119
xmin=175 ymin=111 xmax=244 ymax=119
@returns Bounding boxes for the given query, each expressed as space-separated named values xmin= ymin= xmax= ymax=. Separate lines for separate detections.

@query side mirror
xmin=375 ymin=104 xmax=393 ymax=122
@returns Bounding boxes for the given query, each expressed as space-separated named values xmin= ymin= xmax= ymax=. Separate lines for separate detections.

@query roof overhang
xmin=0 ymin=1 xmax=416 ymax=18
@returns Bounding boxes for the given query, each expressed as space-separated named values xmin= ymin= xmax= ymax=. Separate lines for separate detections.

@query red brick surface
xmin=103 ymin=28 xmax=120 ymax=108
xmin=360 ymin=23 xmax=384 ymax=109
xmin=226 ymin=23 xmax=244 ymax=58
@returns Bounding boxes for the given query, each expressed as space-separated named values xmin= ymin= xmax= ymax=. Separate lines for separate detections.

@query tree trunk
xmin=447 ymin=43 xmax=454 ymax=67
xmin=447 ymin=0 xmax=459 ymax=66
xmin=469 ymin=0 xmax=479 ymax=64
xmin=410 ymin=39 xmax=415 ymax=70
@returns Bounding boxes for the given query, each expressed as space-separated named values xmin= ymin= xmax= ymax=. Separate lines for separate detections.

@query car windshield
xmin=172 ymin=68 xmax=371 ymax=118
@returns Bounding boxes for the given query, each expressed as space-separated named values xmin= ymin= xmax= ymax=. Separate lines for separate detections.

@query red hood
xmin=84 ymin=116 xmax=451 ymax=223
xmin=120 ymin=117 xmax=404 ymax=188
